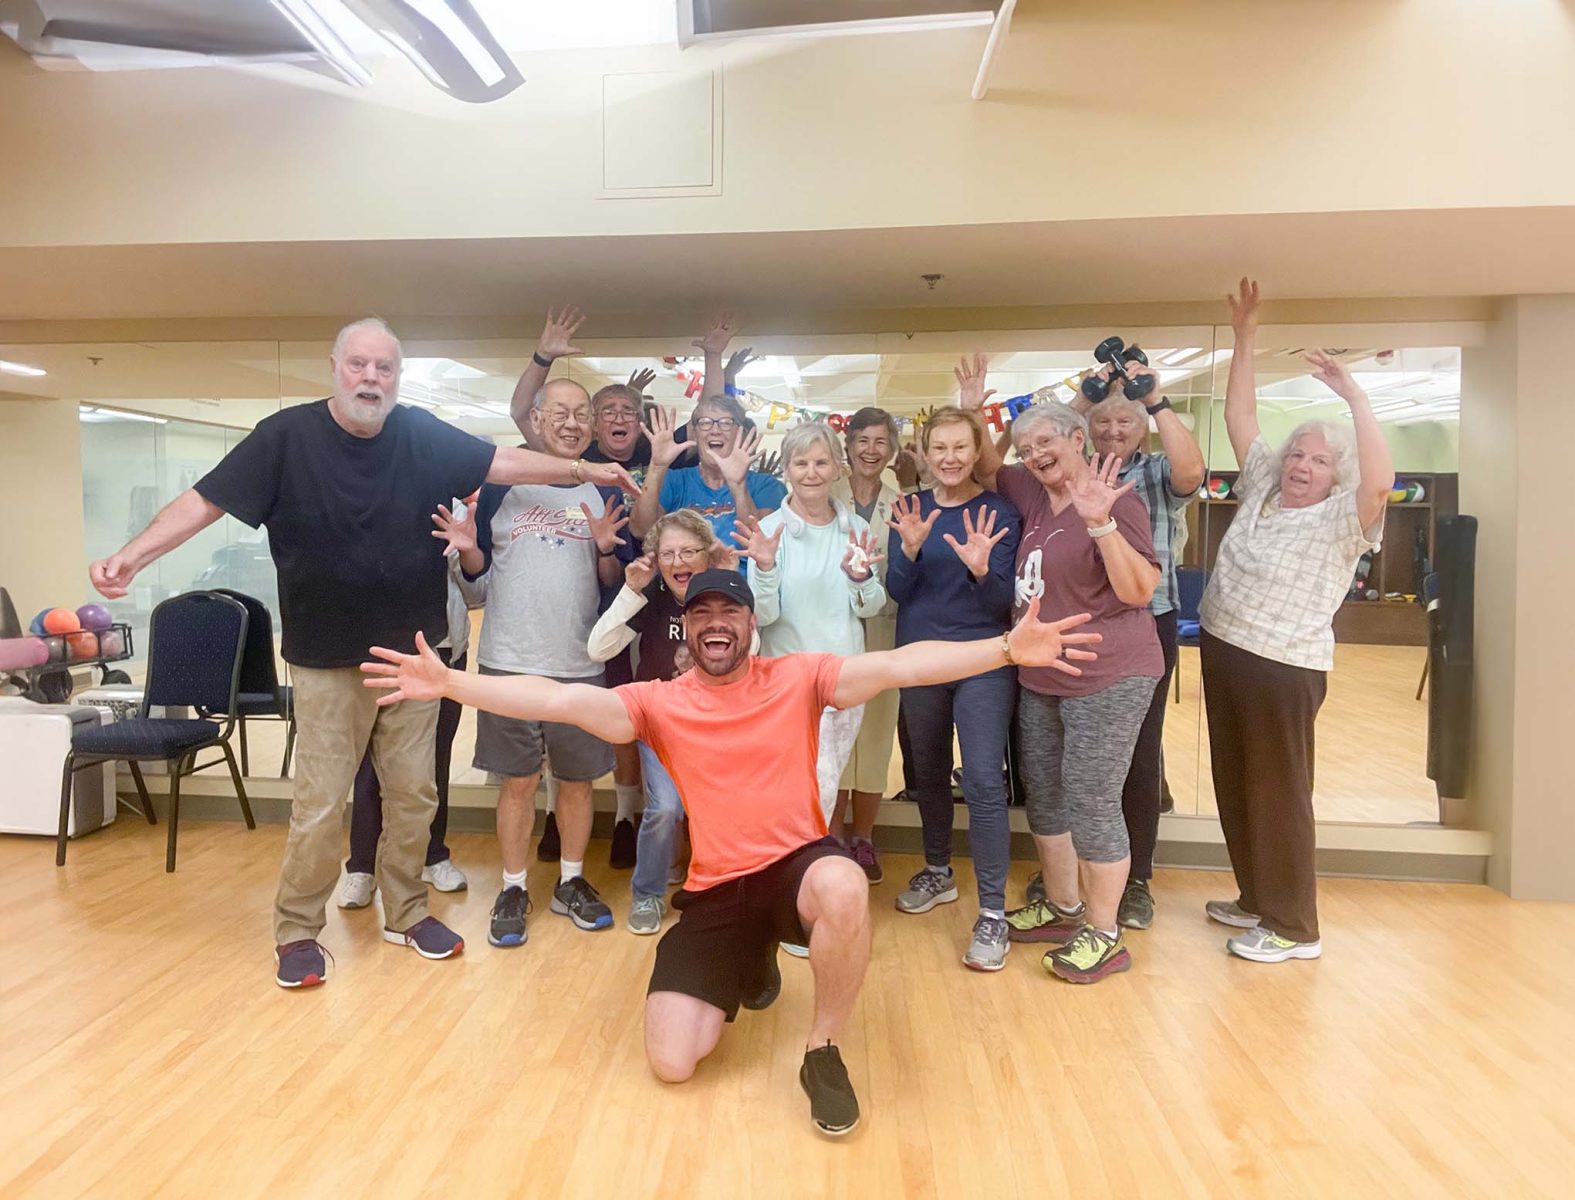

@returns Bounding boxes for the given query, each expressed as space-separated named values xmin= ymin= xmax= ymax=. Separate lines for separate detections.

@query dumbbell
xmin=1079 ymin=336 xmax=1156 ymax=403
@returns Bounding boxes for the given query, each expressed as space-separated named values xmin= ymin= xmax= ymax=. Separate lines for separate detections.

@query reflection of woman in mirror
xmin=978 ymin=404 xmax=1164 ymax=985
xmin=1199 ymin=278 xmax=1395 ymax=964
xmin=884 ymin=407 xmax=1021 ymax=973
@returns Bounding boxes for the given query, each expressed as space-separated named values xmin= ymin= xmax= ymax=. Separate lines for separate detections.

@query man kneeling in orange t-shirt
xmin=363 ymin=569 xmax=1098 ymax=1136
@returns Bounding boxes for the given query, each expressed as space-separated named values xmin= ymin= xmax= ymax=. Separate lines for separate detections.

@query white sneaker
xmin=781 ymin=942 xmax=810 ymax=959
xmin=422 ymin=859 xmax=468 ymax=893
xmin=338 ymin=872 xmax=376 ymax=909
xmin=1227 ymin=925 xmax=1322 ymax=963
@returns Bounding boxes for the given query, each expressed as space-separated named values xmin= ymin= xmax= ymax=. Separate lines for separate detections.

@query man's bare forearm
xmin=120 ymin=489 xmax=225 ymax=572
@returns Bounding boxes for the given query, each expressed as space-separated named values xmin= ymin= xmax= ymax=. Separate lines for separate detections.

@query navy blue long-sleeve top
xmin=886 ymin=489 xmax=1021 ymax=647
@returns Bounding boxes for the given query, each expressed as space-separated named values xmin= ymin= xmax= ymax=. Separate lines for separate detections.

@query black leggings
xmin=346 ymin=649 xmax=463 ymax=873
xmin=1121 ymin=611 xmax=1178 ymax=881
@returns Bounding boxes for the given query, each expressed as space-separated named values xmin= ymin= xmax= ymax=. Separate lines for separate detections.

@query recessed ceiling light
xmin=0 ymin=359 xmax=47 ymax=377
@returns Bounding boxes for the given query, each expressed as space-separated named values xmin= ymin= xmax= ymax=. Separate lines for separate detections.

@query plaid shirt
xmin=1118 ymin=450 xmax=1198 ymax=616
xmin=1199 ymin=437 xmax=1384 ymax=670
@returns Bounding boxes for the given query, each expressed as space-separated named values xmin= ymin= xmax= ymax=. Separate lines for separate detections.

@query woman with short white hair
xmin=1201 ymin=279 xmax=1394 ymax=964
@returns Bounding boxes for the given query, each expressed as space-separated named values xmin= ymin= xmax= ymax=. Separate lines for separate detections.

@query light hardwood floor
xmin=4 ymin=822 xmax=1573 ymax=1198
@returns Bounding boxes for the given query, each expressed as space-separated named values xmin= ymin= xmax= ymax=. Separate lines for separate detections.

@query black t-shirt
xmin=628 ymin=577 xmax=689 ymax=681
xmin=584 ymin=435 xmax=653 ymax=471
xmin=194 ymin=401 xmax=496 ymax=668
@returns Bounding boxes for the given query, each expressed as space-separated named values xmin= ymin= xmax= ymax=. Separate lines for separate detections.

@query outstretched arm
xmin=488 ymin=445 xmax=639 ymax=495
xmin=1223 ymin=277 xmax=1262 ymax=465
xmin=89 ymin=488 xmax=225 ymax=598
xmin=1305 ymin=351 xmax=1395 ymax=530
xmin=510 ymin=305 xmax=585 ymax=436
xmin=955 ymin=353 xmax=1004 ymax=489
xmin=364 ymin=632 xmax=636 ymax=743
xmin=833 ymin=600 xmax=1100 ymax=709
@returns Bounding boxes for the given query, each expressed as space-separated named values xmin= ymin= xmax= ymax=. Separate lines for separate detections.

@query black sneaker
xmin=742 ymin=947 xmax=782 ymax=1012
xmin=537 ymin=811 xmax=561 ymax=862
xmin=1026 ymin=870 xmax=1047 ymax=905
xmin=274 ymin=939 xmax=329 ymax=989
xmin=1118 ymin=878 xmax=1155 ymax=930
xmin=551 ymin=876 xmax=613 ymax=930
xmin=800 ymin=1043 xmax=860 ymax=1136
xmin=489 ymin=885 xmax=532 ymax=947
xmin=382 ymin=915 xmax=465 ymax=959
xmin=609 ymin=817 xmax=637 ymax=869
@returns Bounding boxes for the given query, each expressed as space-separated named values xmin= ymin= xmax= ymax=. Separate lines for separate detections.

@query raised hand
xmin=887 ymin=493 xmax=941 ymax=560
xmin=582 ymin=497 xmax=631 ymax=553
xmin=1005 ymin=599 xmax=1103 ymax=677
xmin=1069 ymin=453 xmax=1135 ymax=527
xmin=627 ymin=367 xmax=657 ymax=396
xmin=708 ymin=426 xmax=761 ymax=486
xmin=1304 ymin=350 xmax=1368 ymax=407
xmin=692 ymin=312 xmax=735 ymax=357
xmin=579 ymin=460 xmax=643 ymax=497
xmin=430 ymin=494 xmax=478 ymax=558
xmin=538 ymin=304 xmax=586 ymax=361
xmin=730 ymin=514 xmax=784 ymax=571
xmin=955 ymin=353 xmax=996 ymax=411
xmin=362 ymin=630 xmax=450 ymax=705
xmin=625 ymin=551 xmax=657 ymax=593
xmin=89 ymin=555 xmax=136 ymax=599
xmin=640 ymin=404 xmax=686 ymax=467
xmin=942 ymin=505 xmax=1009 ymax=578
xmin=841 ymin=527 xmax=885 ymax=583
xmin=751 ymin=448 xmax=783 ymax=479
xmin=724 ymin=346 xmax=759 ymax=383
xmin=707 ymin=537 xmax=741 ymax=573
xmin=1226 ymin=277 xmax=1260 ymax=336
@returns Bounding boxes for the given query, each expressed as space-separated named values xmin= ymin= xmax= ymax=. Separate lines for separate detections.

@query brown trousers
xmin=274 ymin=666 xmax=438 ymax=944
xmin=1199 ymin=631 xmax=1327 ymax=944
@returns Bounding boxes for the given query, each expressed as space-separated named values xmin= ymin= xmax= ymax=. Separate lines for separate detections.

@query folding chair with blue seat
xmin=56 ymin=590 xmax=255 ymax=872
xmin=212 ymin=588 xmax=296 ymax=777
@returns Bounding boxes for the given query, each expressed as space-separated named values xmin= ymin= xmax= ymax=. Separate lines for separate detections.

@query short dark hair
xmin=844 ymin=406 xmax=900 ymax=449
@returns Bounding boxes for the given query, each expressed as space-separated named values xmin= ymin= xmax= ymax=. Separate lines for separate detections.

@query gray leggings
xmin=1018 ymin=676 xmax=1159 ymax=863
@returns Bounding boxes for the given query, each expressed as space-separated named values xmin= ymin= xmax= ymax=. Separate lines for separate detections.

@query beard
xmin=689 ymin=632 xmax=749 ymax=677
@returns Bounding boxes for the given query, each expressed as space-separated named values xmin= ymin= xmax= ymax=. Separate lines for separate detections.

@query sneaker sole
xmin=550 ymin=898 xmax=613 ymax=930
xmin=1228 ymin=939 xmax=1322 ymax=963
xmin=337 ymin=894 xmax=374 ymax=910
xmin=799 ymin=1072 xmax=860 ymax=1137
xmin=1118 ymin=910 xmax=1154 ymax=931
xmin=962 ymin=942 xmax=1010 ymax=971
xmin=1206 ymin=905 xmax=1260 ymax=929
xmin=895 ymin=886 xmax=958 ymax=914
xmin=626 ymin=921 xmax=661 ymax=936
xmin=1045 ymin=948 xmax=1132 ymax=984
xmin=382 ymin=929 xmax=464 ymax=959
xmin=488 ymin=931 xmax=527 ymax=947
xmin=861 ymin=867 xmax=885 ymax=885
xmin=274 ymin=954 xmax=325 ymax=989
xmin=421 ymin=872 xmax=468 ymax=893
xmin=1006 ymin=925 xmax=1080 ymax=945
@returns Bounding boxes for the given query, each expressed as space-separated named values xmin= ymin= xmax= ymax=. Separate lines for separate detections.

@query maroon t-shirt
xmin=996 ymin=464 xmax=1162 ymax=698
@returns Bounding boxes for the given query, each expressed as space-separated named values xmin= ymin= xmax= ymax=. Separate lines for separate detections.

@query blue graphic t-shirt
xmin=658 ymin=468 xmax=787 ymax=570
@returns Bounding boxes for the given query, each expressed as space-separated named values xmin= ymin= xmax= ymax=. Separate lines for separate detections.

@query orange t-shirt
xmin=615 ymin=653 xmax=844 ymax=891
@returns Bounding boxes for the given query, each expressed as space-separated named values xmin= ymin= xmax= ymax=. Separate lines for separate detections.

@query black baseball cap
xmin=682 ymin=569 xmax=755 ymax=611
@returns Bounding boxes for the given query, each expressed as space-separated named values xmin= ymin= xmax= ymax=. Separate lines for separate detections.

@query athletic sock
xmin=981 ymin=908 xmax=1005 ymax=920
xmin=560 ymin=859 xmax=583 ymax=884
xmin=503 ymin=869 xmax=526 ymax=891
xmin=614 ymin=784 xmax=640 ymax=823
xmin=1098 ymin=925 xmax=1120 ymax=939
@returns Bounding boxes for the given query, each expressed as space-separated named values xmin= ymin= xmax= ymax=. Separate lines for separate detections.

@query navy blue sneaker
xmin=489 ymin=885 xmax=531 ymax=947
xmin=383 ymin=916 xmax=464 ymax=959
xmin=551 ymin=876 xmax=613 ymax=930
xmin=275 ymin=939 xmax=328 ymax=989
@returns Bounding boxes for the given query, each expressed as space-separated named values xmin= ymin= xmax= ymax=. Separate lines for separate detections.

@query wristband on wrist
xmin=532 ymin=351 xmax=552 ymax=369
xmin=1145 ymin=395 xmax=1172 ymax=416
xmin=1086 ymin=517 xmax=1119 ymax=538
xmin=724 ymin=384 xmax=742 ymax=397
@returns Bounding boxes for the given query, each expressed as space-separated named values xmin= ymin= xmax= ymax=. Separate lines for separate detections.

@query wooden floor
xmin=5 ymin=822 xmax=1574 ymax=1199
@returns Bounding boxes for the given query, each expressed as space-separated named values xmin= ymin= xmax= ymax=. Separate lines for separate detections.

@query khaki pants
xmin=274 ymin=666 xmax=438 ymax=944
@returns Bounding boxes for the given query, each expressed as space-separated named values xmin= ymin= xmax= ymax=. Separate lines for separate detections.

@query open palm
xmin=942 ymin=505 xmax=1008 ymax=577
xmin=887 ymin=493 xmax=940 ymax=559
xmin=362 ymin=631 xmax=448 ymax=705
xmin=1069 ymin=454 xmax=1134 ymax=527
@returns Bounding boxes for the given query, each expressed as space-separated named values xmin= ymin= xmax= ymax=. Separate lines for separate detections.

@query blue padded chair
xmin=1171 ymin=565 xmax=1207 ymax=703
xmin=56 ymin=590 xmax=254 ymax=872
xmin=212 ymin=588 xmax=296 ymax=777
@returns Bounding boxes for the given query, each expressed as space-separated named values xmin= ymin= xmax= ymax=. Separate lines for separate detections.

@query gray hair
xmin=331 ymin=317 xmax=402 ymax=363
xmin=780 ymin=421 xmax=842 ymax=466
xmin=1086 ymin=394 xmax=1149 ymax=425
xmin=1278 ymin=420 xmax=1358 ymax=492
xmin=1010 ymin=402 xmax=1088 ymax=448
xmin=531 ymin=377 xmax=591 ymax=412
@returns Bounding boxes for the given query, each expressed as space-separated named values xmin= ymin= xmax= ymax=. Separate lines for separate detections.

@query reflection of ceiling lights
xmin=344 ymin=0 xmax=523 ymax=101
xmin=78 ymin=406 xmax=167 ymax=424
xmin=0 ymin=359 xmax=47 ymax=377
xmin=404 ymin=357 xmax=485 ymax=380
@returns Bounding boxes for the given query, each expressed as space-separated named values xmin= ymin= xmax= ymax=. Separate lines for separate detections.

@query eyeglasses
xmin=598 ymin=407 xmax=640 ymax=423
xmin=694 ymin=417 xmax=738 ymax=432
xmin=546 ymin=410 xmax=592 ymax=428
xmin=658 ymin=547 xmax=704 ymax=564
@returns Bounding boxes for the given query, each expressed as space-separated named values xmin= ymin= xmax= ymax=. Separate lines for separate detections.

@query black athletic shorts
xmin=647 ymin=837 xmax=851 ymax=1021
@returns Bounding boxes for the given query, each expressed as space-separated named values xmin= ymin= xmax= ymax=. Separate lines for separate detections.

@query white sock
xmin=1098 ymin=925 xmax=1119 ymax=939
xmin=502 ymin=869 xmax=526 ymax=891
xmin=981 ymin=908 xmax=1005 ymax=920
xmin=543 ymin=774 xmax=559 ymax=814
xmin=560 ymin=859 xmax=583 ymax=884
xmin=614 ymin=784 xmax=640 ymax=823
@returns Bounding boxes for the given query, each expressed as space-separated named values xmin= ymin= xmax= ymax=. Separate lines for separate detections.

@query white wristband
xmin=1086 ymin=518 xmax=1118 ymax=538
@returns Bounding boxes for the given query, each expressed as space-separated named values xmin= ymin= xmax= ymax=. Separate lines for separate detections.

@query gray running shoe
xmin=627 ymin=895 xmax=666 ymax=936
xmin=1205 ymin=898 xmax=1260 ymax=929
xmin=895 ymin=866 xmax=958 ymax=914
xmin=1118 ymin=878 xmax=1154 ymax=930
xmin=963 ymin=914 xmax=1011 ymax=971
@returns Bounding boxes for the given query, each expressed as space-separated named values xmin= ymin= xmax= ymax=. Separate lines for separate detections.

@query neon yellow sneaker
xmin=1006 ymin=898 xmax=1085 ymax=944
xmin=1044 ymin=925 xmax=1131 ymax=984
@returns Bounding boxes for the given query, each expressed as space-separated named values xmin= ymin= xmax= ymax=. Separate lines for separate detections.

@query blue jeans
xmin=900 ymin=667 xmax=1017 ymax=912
xmin=630 ymin=741 xmax=686 ymax=901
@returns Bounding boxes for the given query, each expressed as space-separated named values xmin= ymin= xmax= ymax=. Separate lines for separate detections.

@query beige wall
xmin=0 ymin=397 xmax=87 ymax=620
xmin=3 ymin=0 xmax=1575 ymax=249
